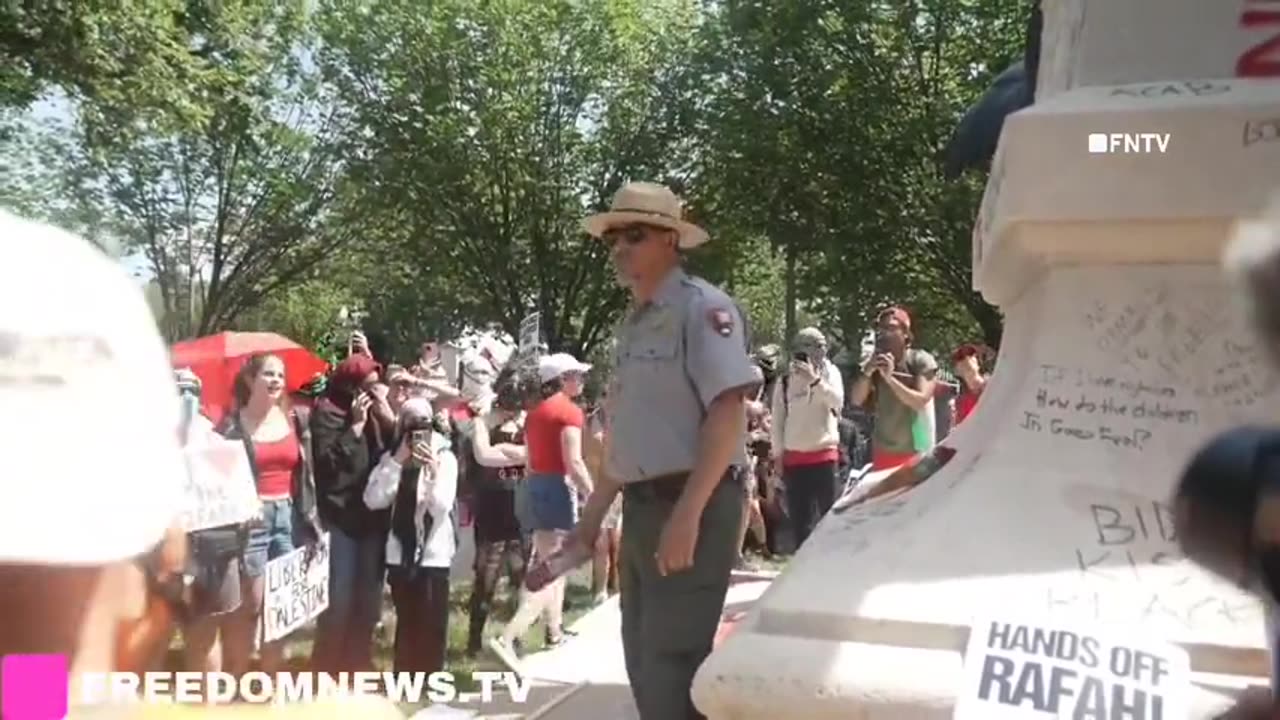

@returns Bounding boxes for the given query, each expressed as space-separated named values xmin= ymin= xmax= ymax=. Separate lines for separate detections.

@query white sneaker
xmin=487 ymin=636 xmax=523 ymax=675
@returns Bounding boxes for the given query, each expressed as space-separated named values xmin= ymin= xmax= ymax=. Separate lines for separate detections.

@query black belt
xmin=624 ymin=469 xmax=740 ymax=503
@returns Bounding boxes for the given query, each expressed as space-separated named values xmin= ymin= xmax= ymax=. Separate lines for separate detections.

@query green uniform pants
xmin=620 ymin=472 xmax=744 ymax=720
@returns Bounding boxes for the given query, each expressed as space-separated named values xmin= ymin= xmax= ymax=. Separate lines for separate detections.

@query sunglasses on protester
xmin=602 ymin=224 xmax=667 ymax=247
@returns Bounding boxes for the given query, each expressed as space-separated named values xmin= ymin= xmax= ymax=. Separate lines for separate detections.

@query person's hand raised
xmin=412 ymin=436 xmax=437 ymax=473
xmin=791 ymin=358 xmax=816 ymax=382
xmin=350 ymin=331 xmax=370 ymax=357
xmin=351 ymin=391 xmax=372 ymax=427
xmin=873 ymin=353 xmax=895 ymax=376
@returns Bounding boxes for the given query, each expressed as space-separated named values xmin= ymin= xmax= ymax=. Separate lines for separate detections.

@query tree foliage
xmin=1 ymin=0 xmax=1032 ymax=358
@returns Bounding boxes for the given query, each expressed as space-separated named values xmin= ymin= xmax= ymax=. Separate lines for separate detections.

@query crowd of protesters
xmin=157 ymin=305 xmax=996 ymax=684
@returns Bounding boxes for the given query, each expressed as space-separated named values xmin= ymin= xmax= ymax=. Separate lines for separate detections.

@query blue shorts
xmin=243 ymin=498 xmax=296 ymax=577
xmin=522 ymin=474 xmax=575 ymax=532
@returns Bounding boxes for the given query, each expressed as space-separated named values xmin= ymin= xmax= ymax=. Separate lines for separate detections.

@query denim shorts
xmin=243 ymin=498 xmax=295 ymax=577
xmin=522 ymin=474 xmax=575 ymax=532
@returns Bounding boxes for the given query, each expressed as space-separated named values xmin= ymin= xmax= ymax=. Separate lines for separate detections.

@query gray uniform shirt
xmin=605 ymin=267 xmax=756 ymax=483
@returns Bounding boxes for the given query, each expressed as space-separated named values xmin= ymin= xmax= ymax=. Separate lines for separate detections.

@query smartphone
xmin=794 ymin=352 xmax=809 ymax=363
xmin=412 ymin=429 xmax=431 ymax=447
xmin=874 ymin=334 xmax=892 ymax=354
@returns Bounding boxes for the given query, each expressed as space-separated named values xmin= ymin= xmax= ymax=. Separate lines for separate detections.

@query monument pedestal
xmin=691 ymin=1 xmax=1279 ymax=717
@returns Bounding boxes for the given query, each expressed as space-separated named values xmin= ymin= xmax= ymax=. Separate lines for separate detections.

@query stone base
xmin=693 ymin=264 xmax=1273 ymax=719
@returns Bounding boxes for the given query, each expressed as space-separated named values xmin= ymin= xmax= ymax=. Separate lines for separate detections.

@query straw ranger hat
xmin=583 ymin=181 xmax=709 ymax=249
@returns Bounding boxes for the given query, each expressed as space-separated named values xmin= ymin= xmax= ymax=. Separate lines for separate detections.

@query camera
xmin=874 ymin=334 xmax=892 ymax=354
xmin=793 ymin=351 xmax=809 ymax=363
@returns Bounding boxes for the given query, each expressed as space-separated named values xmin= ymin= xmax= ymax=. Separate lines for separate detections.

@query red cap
xmin=878 ymin=306 xmax=911 ymax=331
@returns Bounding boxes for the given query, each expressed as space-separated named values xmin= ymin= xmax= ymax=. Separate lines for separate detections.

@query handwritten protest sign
xmin=955 ymin=616 xmax=1188 ymax=720
xmin=262 ymin=532 xmax=331 ymax=643
xmin=178 ymin=439 xmax=262 ymax=531
xmin=518 ymin=312 xmax=541 ymax=355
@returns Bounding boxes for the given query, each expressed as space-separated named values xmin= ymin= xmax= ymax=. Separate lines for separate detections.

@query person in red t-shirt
xmin=489 ymin=353 xmax=594 ymax=669
xmin=951 ymin=344 xmax=988 ymax=426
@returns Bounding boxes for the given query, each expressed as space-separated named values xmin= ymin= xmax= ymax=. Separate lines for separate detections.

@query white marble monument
xmin=692 ymin=0 xmax=1280 ymax=717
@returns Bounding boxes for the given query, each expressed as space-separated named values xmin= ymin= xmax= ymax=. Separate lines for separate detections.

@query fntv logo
xmin=1087 ymin=133 xmax=1170 ymax=154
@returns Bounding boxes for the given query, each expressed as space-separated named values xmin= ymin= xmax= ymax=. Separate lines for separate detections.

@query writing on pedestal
xmin=1018 ymin=365 xmax=1196 ymax=451
xmin=1194 ymin=338 xmax=1276 ymax=410
xmin=1074 ymin=502 xmax=1178 ymax=584
xmin=1048 ymin=498 xmax=1260 ymax=630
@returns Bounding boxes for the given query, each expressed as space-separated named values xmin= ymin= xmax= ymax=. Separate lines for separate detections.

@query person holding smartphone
xmin=309 ymin=354 xmax=390 ymax=675
xmin=769 ymin=327 xmax=844 ymax=549
xmin=364 ymin=398 xmax=458 ymax=674
xmin=849 ymin=306 xmax=939 ymax=471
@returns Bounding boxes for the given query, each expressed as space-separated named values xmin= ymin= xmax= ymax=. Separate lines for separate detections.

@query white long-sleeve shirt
xmin=771 ymin=358 xmax=845 ymax=456
xmin=363 ymin=432 xmax=458 ymax=569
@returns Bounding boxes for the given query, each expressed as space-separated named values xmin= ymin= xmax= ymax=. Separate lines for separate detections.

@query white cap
xmin=537 ymin=352 xmax=592 ymax=383
xmin=0 ymin=211 xmax=184 ymax=565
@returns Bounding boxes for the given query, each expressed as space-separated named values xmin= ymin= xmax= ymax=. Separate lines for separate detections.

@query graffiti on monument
xmin=822 ymin=450 xmax=979 ymax=558
xmin=1108 ymin=81 xmax=1232 ymax=99
xmin=1243 ymin=116 xmax=1280 ymax=147
xmin=1237 ymin=3 xmax=1280 ymax=78
xmin=1043 ymin=488 xmax=1260 ymax=629
xmin=1044 ymin=585 xmax=1259 ymax=630
xmin=1016 ymin=363 xmax=1195 ymax=451
xmin=1192 ymin=337 xmax=1277 ymax=410
xmin=1079 ymin=286 xmax=1249 ymax=390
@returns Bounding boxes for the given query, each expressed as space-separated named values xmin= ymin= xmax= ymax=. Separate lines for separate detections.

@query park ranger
xmin=571 ymin=181 xmax=757 ymax=719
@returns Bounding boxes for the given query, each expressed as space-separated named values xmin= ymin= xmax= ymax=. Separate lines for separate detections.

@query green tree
xmin=61 ymin=2 xmax=360 ymax=341
xmin=695 ymin=0 xmax=1024 ymax=353
xmin=316 ymin=0 xmax=707 ymax=356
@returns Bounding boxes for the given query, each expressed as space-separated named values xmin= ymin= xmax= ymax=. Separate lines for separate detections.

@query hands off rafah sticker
xmin=954 ymin=615 xmax=1188 ymax=720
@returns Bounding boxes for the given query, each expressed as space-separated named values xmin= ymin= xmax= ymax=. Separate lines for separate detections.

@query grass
xmin=165 ymin=573 xmax=599 ymax=697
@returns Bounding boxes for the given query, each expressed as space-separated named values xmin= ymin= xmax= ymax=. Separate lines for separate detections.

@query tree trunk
xmin=784 ymin=242 xmax=797 ymax=347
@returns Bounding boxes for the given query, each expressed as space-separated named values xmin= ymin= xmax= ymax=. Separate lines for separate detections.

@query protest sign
xmin=518 ymin=312 xmax=540 ymax=355
xmin=261 ymin=532 xmax=331 ymax=643
xmin=178 ymin=439 xmax=262 ymax=531
xmin=955 ymin=616 xmax=1189 ymax=720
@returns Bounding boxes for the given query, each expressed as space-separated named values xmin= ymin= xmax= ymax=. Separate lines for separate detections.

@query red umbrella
xmin=170 ymin=332 xmax=329 ymax=425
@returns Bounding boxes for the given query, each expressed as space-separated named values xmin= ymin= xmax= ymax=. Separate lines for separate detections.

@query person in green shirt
xmin=848 ymin=306 xmax=939 ymax=470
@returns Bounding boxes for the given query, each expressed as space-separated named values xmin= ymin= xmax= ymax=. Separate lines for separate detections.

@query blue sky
xmin=27 ymin=92 xmax=153 ymax=284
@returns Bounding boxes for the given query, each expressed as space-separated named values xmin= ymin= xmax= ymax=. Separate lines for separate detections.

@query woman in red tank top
xmin=185 ymin=354 xmax=321 ymax=677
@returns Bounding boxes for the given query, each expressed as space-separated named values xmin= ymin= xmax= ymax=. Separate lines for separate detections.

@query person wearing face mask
xmin=849 ymin=306 xmax=940 ymax=470
xmin=364 ymin=398 xmax=459 ymax=674
xmin=769 ymin=327 xmax=844 ymax=549
xmin=177 ymin=369 xmax=216 ymax=445
xmin=174 ymin=368 xmax=249 ymax=677
xmin=308 ymin=354 xmax=391 ymax=676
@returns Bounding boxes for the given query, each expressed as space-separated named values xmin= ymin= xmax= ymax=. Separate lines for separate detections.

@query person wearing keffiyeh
xmin=308 ymin=354 xmax=390 ymax=675
xmin=363 ymin=398 xmax=458 ymax=674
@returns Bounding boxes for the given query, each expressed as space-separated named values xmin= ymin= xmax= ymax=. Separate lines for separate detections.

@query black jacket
xmin=217 ymin=407 xmax=323 ymax=545
xmin=309 ymin=400 xmax=391 ymax=537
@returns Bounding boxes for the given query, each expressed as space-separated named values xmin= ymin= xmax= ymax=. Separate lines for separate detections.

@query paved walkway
xmin=520 ymin=571 xmax=776 ymax=720
xmin=426 ymin=570 xmax=776 ymax=719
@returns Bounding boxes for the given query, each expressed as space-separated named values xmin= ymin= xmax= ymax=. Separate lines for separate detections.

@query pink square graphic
xmin=2 ymin=654 xmax=69 ymax=720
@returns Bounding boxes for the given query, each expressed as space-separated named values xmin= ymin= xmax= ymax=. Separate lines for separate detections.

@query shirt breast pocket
xmin=625 ymin=334 xmax=680 ymax=364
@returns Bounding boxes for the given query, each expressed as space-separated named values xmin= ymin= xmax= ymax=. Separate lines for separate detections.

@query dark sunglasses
xmin=602 ymin=224 xmax=660 ymax=247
